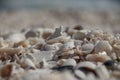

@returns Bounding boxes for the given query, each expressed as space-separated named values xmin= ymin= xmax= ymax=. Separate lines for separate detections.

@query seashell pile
xmin=0 ymin=26 xmax=120 ymax=80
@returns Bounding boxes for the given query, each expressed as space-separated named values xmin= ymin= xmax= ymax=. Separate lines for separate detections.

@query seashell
xmin=74 ymin=70 xmax=86 ymax=79
xmin=57 ymin=59 xmax=76 ymax=67
xmin=76 ymin=61 xmax=96 ymax=70
xmin=25 ymin=30 xmax=40 ymax=38
xmin=42 ymin=44 xmax=58 ymax=51
xmin=0 ymin=48 xmax=23 ymax=56
xmin=73 ymin=25 xmax=83 ymax=30
xmin=0 ymin=38 xmax=14 ymax=48
xmin=32 ymin=50 xmax=54 ymax=64
xmin=0 ymin=64 xmax=13 ymax=78
xmin=113 ymin=43 xmax=120 ymax=59
xmin=27 ymin=37 xmax=40 ymax=45
xmin=96 ymin=65 xmax=110 ymax=79
xmin=81 ymin=43 xmax=94 ymax=54
xmin=7 ymin=33 xmax=25 ymax=43
xmin=53 ymin=40 xmax=75 ymax=60
xmin=46 ymin=36 xmax=70 ymax=44
xmin=40 ymin=58 xmax=49 ymax=68
xmin=20 ymin=58 xmax=36 ymax=69
xmin=94 ymin=40 xmax=112 ymax=54
xmin=42 ymin=28 xmax=53 ymax=39
xmin=74 ymin=40 xmax=83 ymax=47
xmin=14 ymin=40 xmax=30 ymax=48
xmin=72 ymin=31 xmax=86 ymax=40
xmin=47 ymin=26 xmax=66 ymax=40
xmin=86 ymin=53 xmax=111 ymax=63
xmin=91 ymin=29 xmax=103 ymax=37
xmin=22 ymin=69 xmax=52 ymax=80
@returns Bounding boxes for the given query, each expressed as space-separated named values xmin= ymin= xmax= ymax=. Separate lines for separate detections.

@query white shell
xmin=7 ymin=33 xmax=25 ymax=43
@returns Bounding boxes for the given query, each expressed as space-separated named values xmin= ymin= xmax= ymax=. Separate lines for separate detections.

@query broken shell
xmin=94 ymin=40 xmax=112 ymax=54
xmin=76 ymin=61 xmax=96 ymax=70
xmin=86 ymin=53 xmax=111 ymax=63
xmin=46 ymin=36 xmax=70 ymax=44
xmin=81 ymin=43 xmax=94 ymax=54
xmin=47 ymin=26 xmax=66 ymax=40
xmin=7 ymin=33 xmax=25 ymax=43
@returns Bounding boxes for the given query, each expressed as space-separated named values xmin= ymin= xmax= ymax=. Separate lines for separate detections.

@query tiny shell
xmin=81 ymin=43 xmax=94 ymax=54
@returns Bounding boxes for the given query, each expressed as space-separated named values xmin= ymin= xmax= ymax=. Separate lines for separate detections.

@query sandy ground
xmin=0 ymin=9 xmax=120 ymax=35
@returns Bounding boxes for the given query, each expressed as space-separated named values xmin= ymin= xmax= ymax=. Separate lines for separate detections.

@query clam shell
xmin=94 ymin=40 xmax=112 ymax=54
xmin=81 ymin=43 xmax=94 ymax=54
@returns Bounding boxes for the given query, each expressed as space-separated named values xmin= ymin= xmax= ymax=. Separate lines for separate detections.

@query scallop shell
xmin=94 ymin=40 xmax=112 ymax=54
xmin=81 ymin=43 xmax=94 ymax=54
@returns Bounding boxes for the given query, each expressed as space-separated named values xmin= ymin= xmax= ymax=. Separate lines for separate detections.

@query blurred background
xmin=0 ymin=0 xmax=120 ymax=35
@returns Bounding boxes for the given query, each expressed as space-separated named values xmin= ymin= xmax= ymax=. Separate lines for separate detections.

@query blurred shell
xmin=74 ymin=40 xmax=83 ymax=47
xmin=96 ymin=65 xmax=110 ymax=79
xmin=72 ymin=31 xmax=86 ymax=40
xmin=76 ymin=61 xmax=96 ymax=70
xmin=7 ymin=33 xmax=25 ymax=43
xmin=94 ymin=40 xmax=112 ymax=54
xmin=0 ymin=48 xmax=23 ymax=56
xmin=47 ymin=26 xmax=65 ymax=40
xmin=46 ymin=36 xmax=70 ymax=44
xmin=0 ymin=64 xmax=13 ymax=78
xmin=20 ymin=58 xmax=36 ymax=69
xmin=57 ymin=59 xmax=76 ymax=67
xmin=86 ymin=53 xmax=111 ymax=63
xmin=27 ymin=37 xmax=40 ymax=45
xmin=81 ymin=43 xmax=94 ymax=54
xmin=14 ymin=41 xmax=30 ymax=48
xmin=74 ymin=70 xmax=86 ymax=79
xmin=42 ymin=44 xmax=58 ymax=51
